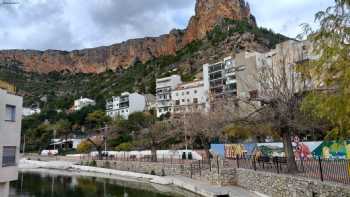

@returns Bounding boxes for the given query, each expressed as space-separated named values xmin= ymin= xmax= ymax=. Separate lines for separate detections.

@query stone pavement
xmin=169 ymin=176 xmax=264 ymax=197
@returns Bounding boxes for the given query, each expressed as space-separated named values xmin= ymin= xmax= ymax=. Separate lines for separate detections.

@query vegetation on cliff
xmin=0 ymin=19 xmax=288 ymax=152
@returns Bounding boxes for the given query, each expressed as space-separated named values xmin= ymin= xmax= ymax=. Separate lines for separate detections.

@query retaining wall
xmin=236 ymin=168 xmax=350 ymax=197
xmin=80 ymin=159 xmax=350 ymax=197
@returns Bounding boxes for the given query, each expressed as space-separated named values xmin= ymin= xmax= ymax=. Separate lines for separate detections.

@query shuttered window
xmin=2 ymin=146 xmax=16 ymax=167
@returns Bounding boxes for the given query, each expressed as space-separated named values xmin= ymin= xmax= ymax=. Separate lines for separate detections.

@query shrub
xmin=150 ymin=170 xmax=156 ymax=175
xmin=77 ymin=140 xmax=92 ymax=153
xmin=115 ymin=142 xmax=133 ymax=151
xmin=90 ymin=160 xmax=97 ymax=167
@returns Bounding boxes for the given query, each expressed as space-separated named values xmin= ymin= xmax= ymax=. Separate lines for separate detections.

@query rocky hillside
xmin=0 ymin=18 xmax=287 ymax=108
xmin=0 ymin=0 xmax=255 ymax=73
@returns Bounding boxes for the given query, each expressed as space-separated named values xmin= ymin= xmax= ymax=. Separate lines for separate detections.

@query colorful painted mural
xmin=211 ymin=141 xmax=350 ymax=160
xmin=312 ymin=141 xmax=350 ymax=159
xmin=211 ymin=141 xmax=323 ymax=159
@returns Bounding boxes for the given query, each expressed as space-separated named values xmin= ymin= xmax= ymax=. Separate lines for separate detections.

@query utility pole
xmin=104 ymin=124 xmax=107 ymax=153
xmin=53 ymin=129 xmax=56 ymax=150
xmin=183 ymin=112 xmax=188 ymax=151
xmin=22 ymin=134 xmax=26 ymax=154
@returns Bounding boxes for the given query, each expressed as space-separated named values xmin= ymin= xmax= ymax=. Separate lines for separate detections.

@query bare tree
xmin=140 ymin=121 xmax=178 ymax=162
xmin=235 ymin=42 xmax=319 ymax=173
xmin=180 ymin=99 xmax=240 ymax=159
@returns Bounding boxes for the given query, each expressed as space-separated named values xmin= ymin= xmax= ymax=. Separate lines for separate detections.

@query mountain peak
xmin=184 ymin=0 xmax=255 ymax=44
xmin=0 ymin=0 xmax=257 ymax=73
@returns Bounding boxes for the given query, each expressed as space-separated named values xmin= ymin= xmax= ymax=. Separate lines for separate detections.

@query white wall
xmin=90 ymin=150 xmax=203 ymax=160
xmin=128 ymin=93 xmax=146 ymax=115
xmin=0 ymin=89 xmax=22 ymax=184
xmin=0 ymin=182 xmax=9 ymax=197
xmin=106 ymin=92 xmax=146 ymax=120
xmin=172 ymin=82 xmax=209 ymax=113
xmin=156 ymin=75 xmax=183 ymax=117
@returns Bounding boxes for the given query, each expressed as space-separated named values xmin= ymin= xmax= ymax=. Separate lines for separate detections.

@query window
xmin=182 ymin=99 xmax=185 ymax=103
xmin=194 ymin=90 xmax=198 ymax=94
xmin=187 ymin=99 xmax=190 ymax=103
xmin=186 ymin=91 xmax=189 ymax=95
xmin=2 ymin=146 xmax=16 ymax=167
xmin=175 ymin=100 xmax=180 ymax=106
xmin=193 ymin=98 xmax=198 ymax=104
xmin=5 ymin=105 xmax=16 ymax=122
xmin=182 ymin=92 xmax=185 ymax=96
xmin=176 ymin=93 xmax=179 ymax=96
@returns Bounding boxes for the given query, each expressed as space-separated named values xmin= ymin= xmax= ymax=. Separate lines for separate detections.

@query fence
xmin=224 ymin=156 xmax=350 ymax=185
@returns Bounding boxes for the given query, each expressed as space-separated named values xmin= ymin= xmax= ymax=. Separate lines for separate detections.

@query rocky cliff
xmin=0 ymin=0 xmax=255 ymax=73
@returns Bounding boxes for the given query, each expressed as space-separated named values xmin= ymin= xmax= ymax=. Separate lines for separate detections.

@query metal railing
xmin=224 ymin=156 xmax=350 ymax=185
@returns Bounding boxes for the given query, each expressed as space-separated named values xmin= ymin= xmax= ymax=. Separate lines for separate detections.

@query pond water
xmin=9 ymin=171 xmax=189 ymax=197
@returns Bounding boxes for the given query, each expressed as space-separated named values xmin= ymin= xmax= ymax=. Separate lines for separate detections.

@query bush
xmin=90 ymin=160 xmax=97 ymax=167
xmin=115 ymin=142 xmax=133 ymax=151
xmin=77 ymin=140 xmax=92 ymax=153
xmin=150 ymin=170 xmax=156 ymax=175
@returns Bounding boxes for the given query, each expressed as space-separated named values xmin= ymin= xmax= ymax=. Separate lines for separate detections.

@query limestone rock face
xmin=0 ymin=0 xmax=254 ymax=73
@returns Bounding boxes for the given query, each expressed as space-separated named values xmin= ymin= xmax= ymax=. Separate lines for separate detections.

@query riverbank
xmin=19 ymin=159 xmax=261 ymax=197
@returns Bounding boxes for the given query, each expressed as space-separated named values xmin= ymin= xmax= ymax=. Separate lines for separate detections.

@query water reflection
xmin=10 ymin=172 xmax=179 ymax=197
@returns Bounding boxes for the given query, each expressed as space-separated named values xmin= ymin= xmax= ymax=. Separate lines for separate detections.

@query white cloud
xmin=248 ymin=0 xmax=334 ymax=38
xmin=0 ymin=0 xmax=334 ymax=50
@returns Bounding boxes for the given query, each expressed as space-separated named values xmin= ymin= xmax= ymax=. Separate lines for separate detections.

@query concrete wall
xmin=129 ymin=93 xmax=146 ymax=115
xmin=0 ymin=182 xmax=9 ymax=197
xmin=0 ymin=89 xmax=22 ymax=184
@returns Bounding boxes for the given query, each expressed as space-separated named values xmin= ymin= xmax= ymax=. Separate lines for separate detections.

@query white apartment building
xmin=106 ymin=92 xmax=146 ymax=119
xmin=172 ymin=80 xmax=210 ymax=115
xmin=74 ymin=97 xmax=96 ymax=111
xmin=203 ymin=56 xmax=238 ymax=99
xmin=0 ymin=89 xmax=22 ymax=197
xmin=156 ymin=75 xmax=182 ymax=117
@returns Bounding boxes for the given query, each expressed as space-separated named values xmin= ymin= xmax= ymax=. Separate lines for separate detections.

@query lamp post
xmin=53 ymin=129 xmax=56 ymax=150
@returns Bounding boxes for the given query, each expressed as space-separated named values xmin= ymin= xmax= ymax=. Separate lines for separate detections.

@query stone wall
xmin=236 ymin=168 xmax=350 ymax=197
xmin=93 ymin=160 xmax=193 ymax=177
xmin=191 ymin=168 xmax=237 ymax=186
xmin=79 ymin=159 xmax=350 ymax=197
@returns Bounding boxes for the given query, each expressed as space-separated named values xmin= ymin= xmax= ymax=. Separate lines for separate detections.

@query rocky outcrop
xmin=0 ymin=0 xmax=255 ymax=73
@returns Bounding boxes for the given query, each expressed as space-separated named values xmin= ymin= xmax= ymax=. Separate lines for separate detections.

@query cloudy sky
xmin=0 ymin=0 xmax=333 ymax=51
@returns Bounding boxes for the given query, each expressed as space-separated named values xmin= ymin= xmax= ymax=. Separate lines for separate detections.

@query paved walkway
xmin=169 ymin=176 xmax=262 ymax=197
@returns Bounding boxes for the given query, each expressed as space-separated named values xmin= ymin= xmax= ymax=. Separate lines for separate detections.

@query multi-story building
xmin=156 ymin=75 xmax=182 ymax=117
xmin=74 ymin=97 xmax=96 ymax=111
xmin=203 ymin=56 xmax=238 ymax=99
xmin=203 ymin=40 xmax=313 ymax=101
xmin=0 ymin=88 xmax=22 ymax=196
xmin=106 ymin=92 xmax=146 ymax=119
xmin=234 ymin=40 xmax=314 ymax=100
xmin=171 ymin=80 xmax=210 ymax=115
